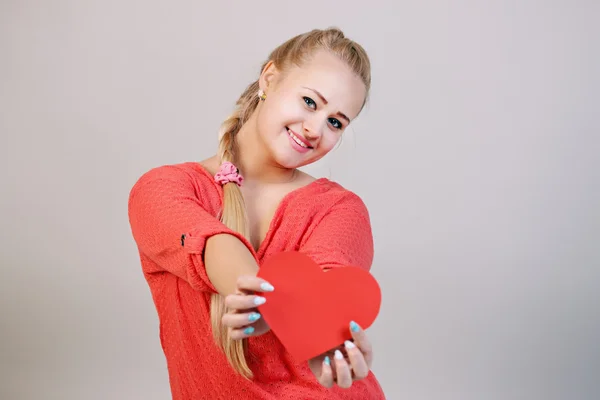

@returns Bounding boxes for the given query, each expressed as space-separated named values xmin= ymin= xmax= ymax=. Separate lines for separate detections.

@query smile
xmin=286 ymin=127 xmax=312 ymax=149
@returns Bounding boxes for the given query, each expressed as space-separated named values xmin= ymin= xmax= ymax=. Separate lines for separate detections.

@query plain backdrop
xmin=1 ymin=1 xmax=599 ymax=399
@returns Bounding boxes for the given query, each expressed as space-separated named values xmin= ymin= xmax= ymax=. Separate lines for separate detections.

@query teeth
xmin=287 ymin=128 xmax=308 ymax=148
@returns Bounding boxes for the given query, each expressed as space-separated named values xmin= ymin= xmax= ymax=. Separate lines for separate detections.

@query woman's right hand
xmin=221 ymin=275 xmax=274 ymax=340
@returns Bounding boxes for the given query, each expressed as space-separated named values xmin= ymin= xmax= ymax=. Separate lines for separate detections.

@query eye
xmin=328 ymin=118 xmax=342 ymax=130
xmin=303 ymin=96 xmax=316 ymax=109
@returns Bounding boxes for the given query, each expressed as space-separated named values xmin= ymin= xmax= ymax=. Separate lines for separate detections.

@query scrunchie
xmin=214 ymin=161 xmax=244 ymax=186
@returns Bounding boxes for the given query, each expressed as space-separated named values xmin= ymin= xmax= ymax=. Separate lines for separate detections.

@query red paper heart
xmin=256 ymin=251 xmax=382 ymax=362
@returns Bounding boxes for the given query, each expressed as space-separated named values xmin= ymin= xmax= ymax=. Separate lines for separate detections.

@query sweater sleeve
xmin=127 ymin=165 xmax=256 ymax=293
xmin=298 ymin=193 xmax=375 ymax=272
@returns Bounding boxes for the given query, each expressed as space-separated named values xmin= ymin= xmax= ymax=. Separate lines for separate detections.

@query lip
xmin=286 ymin=127 xmax=312 ymax=148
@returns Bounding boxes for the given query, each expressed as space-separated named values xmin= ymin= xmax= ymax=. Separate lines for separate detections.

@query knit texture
xmin=128 ymin=162 xmax=386 ymax=400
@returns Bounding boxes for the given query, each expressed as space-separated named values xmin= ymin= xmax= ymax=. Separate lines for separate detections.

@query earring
xmin=258 ymin=89 xmax=267 ymax=101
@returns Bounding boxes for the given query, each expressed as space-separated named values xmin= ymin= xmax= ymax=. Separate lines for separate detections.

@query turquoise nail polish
xmin=350 ymin=321 xmax=360 ymax=332
xmin=254 ymin=296 xmax=266 ymax=305
xmin=248 ymin=312 xmax=261 ymax=322
xmin=260 ymin=282 xmax=274 ymax=292
xmin=244 ymin=326 xmax=255 ymax=335
xmin=324 ymin=356 xmax=330 ymax=366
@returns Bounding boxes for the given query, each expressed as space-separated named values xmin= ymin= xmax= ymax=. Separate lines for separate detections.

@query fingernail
xmin=344 ymin=340 xmax=356 ymax=349
xmin=248 ymin=312 xmax=261 ymax=322
xmin=260 ymin=282 xmax=274 ymax=292
xmin=334 ymin=349 xmax=344 ymax=360
xmin=254 ymin=296 xmax=266 ymax=305
xmin=324 ymin=356 xmax=330 ymax=366
xmin=244 ymin=326 xmax=255 ymax=335
xmin=350 ymin=321 xmax=360 ymax=332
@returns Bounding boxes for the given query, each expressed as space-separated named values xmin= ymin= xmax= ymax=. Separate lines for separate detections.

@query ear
xmin=258 ymin=60 xmax=280 ymax=93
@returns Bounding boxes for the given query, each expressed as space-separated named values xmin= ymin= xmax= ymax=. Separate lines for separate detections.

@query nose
xmin=302 ymin=115 xmax=324 ymax=141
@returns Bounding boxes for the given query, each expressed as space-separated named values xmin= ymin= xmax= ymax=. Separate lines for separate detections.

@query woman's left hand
xmin=308 ymin=321 xmax=373 ymax=389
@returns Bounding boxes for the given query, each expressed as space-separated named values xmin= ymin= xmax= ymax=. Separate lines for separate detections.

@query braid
xmin=210 ymin=79 xmax=260 ymax=379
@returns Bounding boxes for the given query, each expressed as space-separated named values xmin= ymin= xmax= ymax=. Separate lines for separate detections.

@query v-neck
xmin=190 ymin=162 xmax=330 ymax=260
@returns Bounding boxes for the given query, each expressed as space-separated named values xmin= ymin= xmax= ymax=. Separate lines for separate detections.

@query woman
xmin=128 ymin=27 xmax=386 ymax=399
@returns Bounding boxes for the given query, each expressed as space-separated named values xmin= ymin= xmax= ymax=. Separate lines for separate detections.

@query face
xmin=255 ymin=50 xmax=367 ymax=169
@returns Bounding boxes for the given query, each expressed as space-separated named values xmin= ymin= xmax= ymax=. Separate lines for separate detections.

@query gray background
xmin=1 ymin=0 xmax=598 ymax=399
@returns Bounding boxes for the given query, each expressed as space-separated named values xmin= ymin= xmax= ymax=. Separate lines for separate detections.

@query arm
xmin=127 ymin=165 xmax=258 ymax=296
xmin=299 ymin=193 xmax=377 ymax=388
xmin=204 ymin=233 xmax=259 ymax=295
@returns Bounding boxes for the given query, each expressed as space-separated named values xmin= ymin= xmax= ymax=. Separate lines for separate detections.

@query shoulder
xmin=131 ymin=161 xmax=211 ymax=184
xmin=296 ymin=178 xmax=371 ymax=221
xmin=309 ymin=178 xmax=369 ymax=210
xmin=129 ymin=161 xmax=219 ymax=199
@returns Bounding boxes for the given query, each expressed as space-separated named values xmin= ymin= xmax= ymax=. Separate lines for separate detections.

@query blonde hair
xmin=210 ymin=27 xmax=372 ymax=378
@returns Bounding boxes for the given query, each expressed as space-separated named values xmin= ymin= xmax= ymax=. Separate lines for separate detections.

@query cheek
xmin=272 ymin=93 xmax=305 ymax=119
xmin=256 ymin=107 xmax=281 ymax=136
xmin=259 ymin=101 xmax=295 ymax=130
xmin=319 ymin=132 xmax=342 ymax=152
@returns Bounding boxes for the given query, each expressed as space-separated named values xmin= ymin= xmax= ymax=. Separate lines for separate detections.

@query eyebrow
xmin=302 ymin=86 xmax=351 ymax=124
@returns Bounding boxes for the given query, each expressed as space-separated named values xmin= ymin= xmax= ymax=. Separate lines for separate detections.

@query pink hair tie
xmin=214 ymin=161 xmax=244 ymax=186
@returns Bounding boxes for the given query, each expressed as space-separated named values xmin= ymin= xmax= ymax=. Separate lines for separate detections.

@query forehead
xmin=283 ymin=50 xmax=367 ymax=120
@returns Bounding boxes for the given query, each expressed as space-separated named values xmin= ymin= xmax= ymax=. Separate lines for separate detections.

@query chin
xmin=269 ymin=148 xmax=306 ymax=169
xmin=273 ymin=155 xmax=306 ymax=170
xmin=275 ymin=153 xmax=324 ymax=170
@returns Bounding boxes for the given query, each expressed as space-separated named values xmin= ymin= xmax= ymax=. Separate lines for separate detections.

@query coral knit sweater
xmin=127 ymin=162 xmax=386 ymax=400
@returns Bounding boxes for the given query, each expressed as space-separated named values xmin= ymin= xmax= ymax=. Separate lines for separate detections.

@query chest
xmin=241 ymin=186 xmax=292 ymax=252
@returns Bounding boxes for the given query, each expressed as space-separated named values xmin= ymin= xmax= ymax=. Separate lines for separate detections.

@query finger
xmin=318 ymin=356 xmax=334 ymax=388
xmin=228 ymin=324 xmax=257 ymax=340
xmin=224 ymin=293 xmax=267 ymax=311
xmin=333 ymin=350 xmax=352 ymax=389
xmin=236 ymin=275 xmax=274 ymax=293
xmin=322 ymin=345 xmax=345 ymax=380
xmin=222 ymin=311 xmax=262 ymax=329
xmin=349 ymin=321 xmax=373 ymax=367
xmin=228 ymin=318 xmax=269 ymax=340
xmin=344 ymin=340 xmax=369 ymax=380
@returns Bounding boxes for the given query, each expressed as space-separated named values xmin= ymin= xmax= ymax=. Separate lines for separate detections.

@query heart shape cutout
xmin=256 ymin=251 xmax=382 ymax=362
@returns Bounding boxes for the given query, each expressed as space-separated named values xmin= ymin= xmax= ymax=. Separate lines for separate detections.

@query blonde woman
xmin=128 ymin=27 xmax=386 ymax=399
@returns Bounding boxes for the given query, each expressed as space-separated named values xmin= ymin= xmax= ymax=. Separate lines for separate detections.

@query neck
xmin=233 ymin=116 xmax=296 ymax=185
